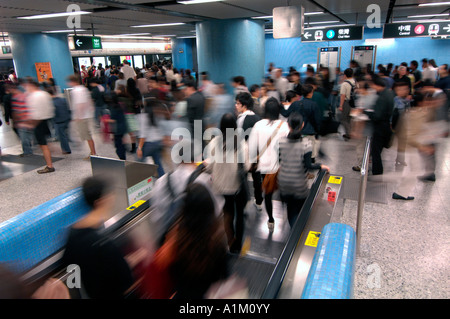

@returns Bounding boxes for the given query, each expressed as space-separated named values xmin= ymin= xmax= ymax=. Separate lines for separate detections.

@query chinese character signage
xmin=383 ymin=22 xmax=450 ymax=38
xmin=302 ymin=26 xmax=363 ymax=42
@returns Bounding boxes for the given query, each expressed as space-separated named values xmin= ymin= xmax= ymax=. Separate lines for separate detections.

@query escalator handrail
xmin=261 ymin=169 xmax=328 ymax=299
xmin=21 ymin=199 xmax=152 ymax=285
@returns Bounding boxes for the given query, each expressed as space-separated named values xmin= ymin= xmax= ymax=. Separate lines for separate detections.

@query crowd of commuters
xmin=0 ymin=56 xmax=448 ymax=299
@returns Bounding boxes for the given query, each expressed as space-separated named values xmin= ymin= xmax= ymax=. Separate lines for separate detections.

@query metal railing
xmin=261 ymin=169 xmax=328 ymax=299
xmin=356 ymin=137 xmax=371 ymax=255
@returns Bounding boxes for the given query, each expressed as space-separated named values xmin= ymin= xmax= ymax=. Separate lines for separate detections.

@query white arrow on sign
xmin=304 ymin=32 xmax=312 ymax=39
xmin=444 ymin=24 xmax=450 ymax=33
xmin=76 ymin=39 xmax=83 ymax=47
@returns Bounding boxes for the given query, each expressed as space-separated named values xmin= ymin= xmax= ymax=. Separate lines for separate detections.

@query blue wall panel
xmin=9 ymin=33 xmax=74 ymax=90
xmin=197 ymin=19 xmax=265 ymax=94
xmin=265 ymin=27 xmax=450 ymax=74
xmin=172 ymin=38 xmax=195 ymax=72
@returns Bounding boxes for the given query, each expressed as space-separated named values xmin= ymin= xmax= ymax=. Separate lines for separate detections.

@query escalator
xmin=21 ymin=169 xmax=344 ymax=299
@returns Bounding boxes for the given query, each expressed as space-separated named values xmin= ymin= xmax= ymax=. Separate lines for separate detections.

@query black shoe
xmin=418 ymin=174 xmax=436 ymax=182
xmin=343 ymin=134 xmax=351 ymax=141
xmin=392 ymin=192 xmax=414 ymax=200
xmin=352 ymin=165 xmax=361 ymax=172
xmin=130 ymin=143 xmax=137 ymax=154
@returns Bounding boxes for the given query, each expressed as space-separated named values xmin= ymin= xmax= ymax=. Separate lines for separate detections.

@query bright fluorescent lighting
xmin=177 ymin=36 xmax=196 ymax=39
xmin=17 ymin=11 xmax=91 ymax=20
xmin=307 ymin=20 xmax=340 ymax=25
xmin=407 ymin=13 xmax=449 ymax=18
xmin=101 ymin=35 xmax=167 ymax=40
xmin=251 ymin=15 xmax=273 ymax=19
xmin=42 ymin=29 xmax=86 ymax=33
xmin=178 ymin=0 xmax=224 ymax=4
xmin=393 ymin=19 xmax=450 ymax=23
xmin=304 ymin=24 xmax=355 ymax=30
xmin=152 ymin=35 xmax=176 ymax=37
xmin=304 ymin=11 xmax=325 ymax=16
xmin=418 ymin=2 xmax=450 ymax=6
xmin=115 ymin=33 xmax=151 ymax=36
xmin=131 ymin=22 xmax=185 ymax=28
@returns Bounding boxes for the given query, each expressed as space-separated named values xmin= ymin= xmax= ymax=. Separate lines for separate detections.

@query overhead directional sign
xmin=383 ymin=22 xmax=450 ymax=38
xmin=301 ymin=25 xmax=363 ymax=42
xmin=72 ymin=36 xmax=102 ymax=50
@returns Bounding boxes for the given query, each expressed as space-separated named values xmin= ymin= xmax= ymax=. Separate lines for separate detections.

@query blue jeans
xmin=139 ymin=141 xmax=165 ymax=177
xmin=54 ymin=121 xmax=71 ymax=153
xmin=17 ymin=128 xmax=34 ymax=155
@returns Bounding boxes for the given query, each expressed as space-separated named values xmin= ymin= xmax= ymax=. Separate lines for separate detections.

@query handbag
xmin=262 ymin=171 xmax=278 ymax=194
xmin=259 ymin=121 xmax=283 ymax=194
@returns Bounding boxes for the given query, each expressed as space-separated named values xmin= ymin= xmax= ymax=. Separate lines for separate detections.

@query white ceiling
xmin=0 ymin=0 xmax=448 ymax=38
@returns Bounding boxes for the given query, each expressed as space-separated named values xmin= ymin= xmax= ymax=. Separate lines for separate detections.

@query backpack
xmin=345 ymin=80 xmax=357 ymax=108
xmin=159 ymin=163 xmax=206 ymax=246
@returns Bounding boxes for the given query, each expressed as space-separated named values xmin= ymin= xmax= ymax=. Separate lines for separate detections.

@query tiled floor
xmin=0 ymin=112 xmax=449 ymax=299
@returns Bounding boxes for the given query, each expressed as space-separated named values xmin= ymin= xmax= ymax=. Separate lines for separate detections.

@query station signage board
xmin=383 ymin=22 xmax=450 ymax=38
xmin=302 ymin=25 xmax=363 ymax=42
xmin=2 ymin=46 xmax=11 ymax=54
xmin=73 ymin=36 xmax=102 ymax=50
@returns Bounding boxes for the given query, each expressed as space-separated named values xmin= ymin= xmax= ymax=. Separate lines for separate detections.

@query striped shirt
xmin=278 ymin=137 xmax=318 ymax=199
xmin=11 ymin=93 xmax=33 ymax=129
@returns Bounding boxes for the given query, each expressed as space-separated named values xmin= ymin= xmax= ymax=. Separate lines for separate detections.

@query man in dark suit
xmin=184 ymin=79 xmax=206 ymax=135
xmin=365 ymin=75 xmax=394 ymax=175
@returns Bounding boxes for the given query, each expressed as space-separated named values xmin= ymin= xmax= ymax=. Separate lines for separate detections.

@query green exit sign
xmin=2 ymin=46 xmax=11 ymax=54
xmin=73 ymin=36 xmax=102 ymax=50
xmin=92 ymin=37 xmax=101 ymax=49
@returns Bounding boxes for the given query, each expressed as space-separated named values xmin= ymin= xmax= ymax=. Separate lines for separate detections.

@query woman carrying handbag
xmin=248 ymin=98 xmax=290 ymax=231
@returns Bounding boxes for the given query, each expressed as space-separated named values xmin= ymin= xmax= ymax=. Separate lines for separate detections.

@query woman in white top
xmin=248 ymin=98 xmax=290 ymax=230
xmin=137 ymin=99 xmax=166 ymax=177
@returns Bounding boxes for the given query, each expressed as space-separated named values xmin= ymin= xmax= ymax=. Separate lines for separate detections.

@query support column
xmin=9 ymin=33 xmax=74 ymax=90
xmin=196 ymin=19 xmax=265 ymax=94
xmin=172 ymin=38 xmax=196 ymax=72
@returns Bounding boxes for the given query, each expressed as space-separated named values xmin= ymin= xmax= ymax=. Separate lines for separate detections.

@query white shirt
xmin=248 ymin=119 xmax=290 ymax=174
xmin=275 ymin=77 xmax=290 ymax=100
xmin=137 ymin=113 xmax=163 ymax=142
xmin=27 ymin=90 xmax=55 ymax=120
xmin=422 ymin=66 xmax=438 ymax=83
xmin=120 ymin=64 xmax=136 ymax=80
xmin=236 ymin=110 xmax=255 ymax=129
xmin=340 ymin=78 xmax=356 ymax=100
xmin=71 ymin=85 xmax=94 ymax=120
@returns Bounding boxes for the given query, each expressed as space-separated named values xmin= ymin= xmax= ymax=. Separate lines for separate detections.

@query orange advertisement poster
xmin=35 ymin=62 xmax=53 ymax=82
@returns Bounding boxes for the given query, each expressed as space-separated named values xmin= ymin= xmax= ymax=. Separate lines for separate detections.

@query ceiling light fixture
xmin=115 ymin=33 xmax=151 ymax=36
xmin=393 ymin=19 xmax=450 ymax=23
xmin=418 ymin=2 xmax=450 ymax=6
xmin=17 ymin=11 xmax=91 ymax=20
xmin=251 ymin=16 xmax=273 ymax=19
xmin=42 ymin=29 xmax=87 ymax=33
xmin=307 ymin=20 xmax=340 ymax=25
xmin=304 ymin=24 xmax=355 ymax=30
xmin=304 ymin=11 xmax=325 ymax=16
xmin=131 ymin=22 xmax=185 ymax=28
xmin=407 ymin=13 xmax=449 ymax=18
xmin=178 ymin=0 xmax=224 ymax=4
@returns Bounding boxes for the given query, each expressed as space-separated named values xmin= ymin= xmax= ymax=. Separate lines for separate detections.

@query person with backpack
xmin=339 ymin=68 xmax=357 ymax=141
xmin=204 ymin=113 xmax=251 ymax=254
xmin=279 ymin=84 xmax=322 ymax=163
xmin=89 ymin=78 xmax=107 ymax=127
xmin=148 ymin=139 xmax=224 ymax=247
